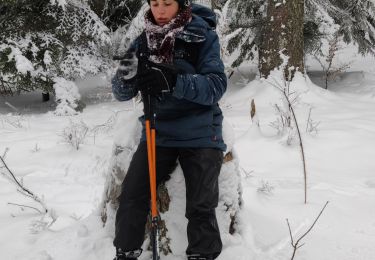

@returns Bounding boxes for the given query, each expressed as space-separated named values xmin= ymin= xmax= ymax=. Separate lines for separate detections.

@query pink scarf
xmin=144 ymin=7 xmax=192 ymax=64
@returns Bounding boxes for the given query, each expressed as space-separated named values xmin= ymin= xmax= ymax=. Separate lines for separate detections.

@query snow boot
xmin=113 ymin=248 xmax=142 ymax=260
xmin=113 ymin=256 xmax=137 ymax=260
xmin=187 ymin=254 xmax=214 ymax=260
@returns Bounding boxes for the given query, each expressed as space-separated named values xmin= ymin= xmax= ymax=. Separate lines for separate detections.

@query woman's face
xmin=150 ymin=0 xmax=179 ymax=26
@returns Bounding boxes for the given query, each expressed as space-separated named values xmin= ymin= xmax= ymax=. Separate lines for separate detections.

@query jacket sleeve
xmin=111 ymin=72 xmax=137 ymax=101
xmin=111 ymin=41 xmax=139 ymax=102
xmin=172 ymin=30 xmax=227 ymax=106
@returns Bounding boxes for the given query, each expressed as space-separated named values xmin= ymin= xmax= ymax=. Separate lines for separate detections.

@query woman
xmin=112 ymin=0 xmax=227 ymax=259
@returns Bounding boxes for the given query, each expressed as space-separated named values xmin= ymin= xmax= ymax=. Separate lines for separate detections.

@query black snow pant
xmin=113 ymin=142 xmax=223 ymax=258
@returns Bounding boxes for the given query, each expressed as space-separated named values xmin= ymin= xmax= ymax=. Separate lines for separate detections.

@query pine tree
xmin=0 ymin=0 xmax=111 ymax=97
xmin=307 ymin=0 xmax=375 ymax=55
xmin=225 ymin=0 xmax=266 ymax=67
xmin=88 ymin=0 xmax=143 ymax=31
xmin=0 ymin=0 xmax=61 ymax=95
xmin=224 ymin=0 xmax=375 ymax=71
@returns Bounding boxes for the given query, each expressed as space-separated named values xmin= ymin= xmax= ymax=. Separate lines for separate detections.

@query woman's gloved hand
xmin=136 ymin=60 xmax=179 ymax=96
xmin=115 ymin=52 xmax=137 ymax=80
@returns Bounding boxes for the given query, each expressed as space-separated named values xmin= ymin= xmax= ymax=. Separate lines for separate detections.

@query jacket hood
xmin=174 ymin=4 xmax=216 ymax=43
xmin=191 ymin=4 xmax=216 ymax=29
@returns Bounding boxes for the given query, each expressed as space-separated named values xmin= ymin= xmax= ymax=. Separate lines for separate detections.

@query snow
xmin=44 ymin=50 xmax=53 ymax=66
xmin=9 ymin=47 xmax=34 ymax=74
xmin=1 ymin=50 xmax=375 ymax=260
xmin=193 ymin=0 xmax=211 ymax=8
xmin=53 ymin=77 xmax=81 ymax=116
xmin=50 ymin=0 xmax=67 ymax=8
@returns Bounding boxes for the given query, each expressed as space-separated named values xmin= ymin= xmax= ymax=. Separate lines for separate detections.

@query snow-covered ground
xmin=1 ymin=51 xmax=375 ymax=260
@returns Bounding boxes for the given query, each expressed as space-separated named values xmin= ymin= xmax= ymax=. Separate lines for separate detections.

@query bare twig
xmin=4 ymin=102 xmax=19 ymax=113
xmin=7 ymin=202 xmax=44 ymax=214
xmin=2 ymin=147 xmax=9 ymax=159
xmin=239 ymin=165 xmax=254 ymax=179
xmin=281 ymin=89 xmax=307 ymax=204
xmin=31 ymin=143 xmax=40 ymax=153
xmin=306 ymin=108 xmax=320 ymax=134
xmin=0 ymin=115 xmax=25 ymax=129
xmin=267 ymin=79 xmax=308 ymax=204
xmin=90 ymin=112 xmax=118 ymax=144
xmin=0 ymin=155 xmax=26 ymax=189
xmin=257 ymin=180 xmax=275 ymax=195
xmin=312 ymin=31 xmax=352 ymax=89
xmin=0 ymin=152 xmax=48 ymax=213
xmin=306 ymin=108 xmax=313 ymax=133
xmin=287 ymin=201 xmax=329 ymax=260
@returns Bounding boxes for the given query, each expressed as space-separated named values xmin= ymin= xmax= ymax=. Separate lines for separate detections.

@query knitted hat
xmin=147 ymin=0 xmax=191 ymax=9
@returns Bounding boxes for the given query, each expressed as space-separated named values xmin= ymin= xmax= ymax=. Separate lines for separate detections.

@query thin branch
xmin=287 ymin=219 xmax=294 ymax=246
xmin=239 ymin=165 xmax=254 ymax=178
xmin=4 ymin=102 xmax=19 ymax=113
xmin=296 ymin=201 xmax=329 ymax=243
xmin=267 ymin=77 xmax=308 ymax=204
xmin=268 ymin=77 xmax=284 ymax=92
xmin=287 ymin=218 xmax=297 ymax=260
xmin=281 ymin=90 xmax=307 ymax=204
xmin=17 ymin=189 xmax=36 ymax=199
xmin=287 ymin=201 xmax=329 ymax=260
xmin=0 ymin=155 xmax=26 ymax=191
xmin=0 ymin=152 xmax=48 ymax=213
xmin=306 ymin=108 xmax=312 ymax=133
xmin=2 ymin=147 xmax=9 ymax=159
xmin=297 ymin=243 xmax=305 ymax=249
xmin=7 ymin=202 xmax=44 ymax=214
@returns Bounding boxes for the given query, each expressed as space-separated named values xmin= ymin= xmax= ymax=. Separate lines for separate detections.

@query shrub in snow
xmin=257 ymin=180 xmax=275 ymax=195
xmin=312 ymin=31 xmax=352 ymax=89
xmin=61 ymin=119 xmax=89 ymax=150
xmin=53 ymin=77 xmax=81 ymax=116
xmin=90 ymin=112 xmax=119 ymax=144
xmin=305 ymin=108 xmax=320 ymax=135
xmin=101 ymin=108 xmax=242 ymax=256
xmin=0 ymin=114 xmax=27 ymax=129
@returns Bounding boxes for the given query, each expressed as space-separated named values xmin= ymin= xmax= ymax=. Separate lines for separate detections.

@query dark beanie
xmin=147 ymin=0 xmax=191 ymax=9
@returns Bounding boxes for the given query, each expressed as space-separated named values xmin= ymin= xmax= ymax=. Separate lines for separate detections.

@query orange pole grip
xmin=145 ymin=120 xmax=158 ymax=218
xmin=151 ymin=129 xmax=158 ymax=218
xmin=151 ymin=128 xmax=157 ymax=218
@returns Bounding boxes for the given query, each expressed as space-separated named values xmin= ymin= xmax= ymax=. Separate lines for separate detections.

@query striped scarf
xmin=144 ymin=7 xmax=192 ymax=64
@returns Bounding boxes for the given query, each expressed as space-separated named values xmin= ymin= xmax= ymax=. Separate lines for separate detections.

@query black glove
xmin=116 ymin=52 xmax=137 ymax=80
xmin=136 ymin=61 xmax=178 ymax=96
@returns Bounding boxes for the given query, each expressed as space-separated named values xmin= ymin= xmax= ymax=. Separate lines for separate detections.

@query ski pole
xmin=144 ymin=94 xmax=160 ymax=260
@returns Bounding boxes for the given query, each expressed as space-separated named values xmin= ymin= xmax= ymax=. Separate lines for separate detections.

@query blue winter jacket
xmin=112 ymin=5 xmax=227 ymax=151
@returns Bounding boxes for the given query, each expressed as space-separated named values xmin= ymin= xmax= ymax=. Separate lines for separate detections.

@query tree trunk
xmin=259 ymin=0 xmax=304 ymax=79
xmin=42 ymin=92 xmax=50 ymax=102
